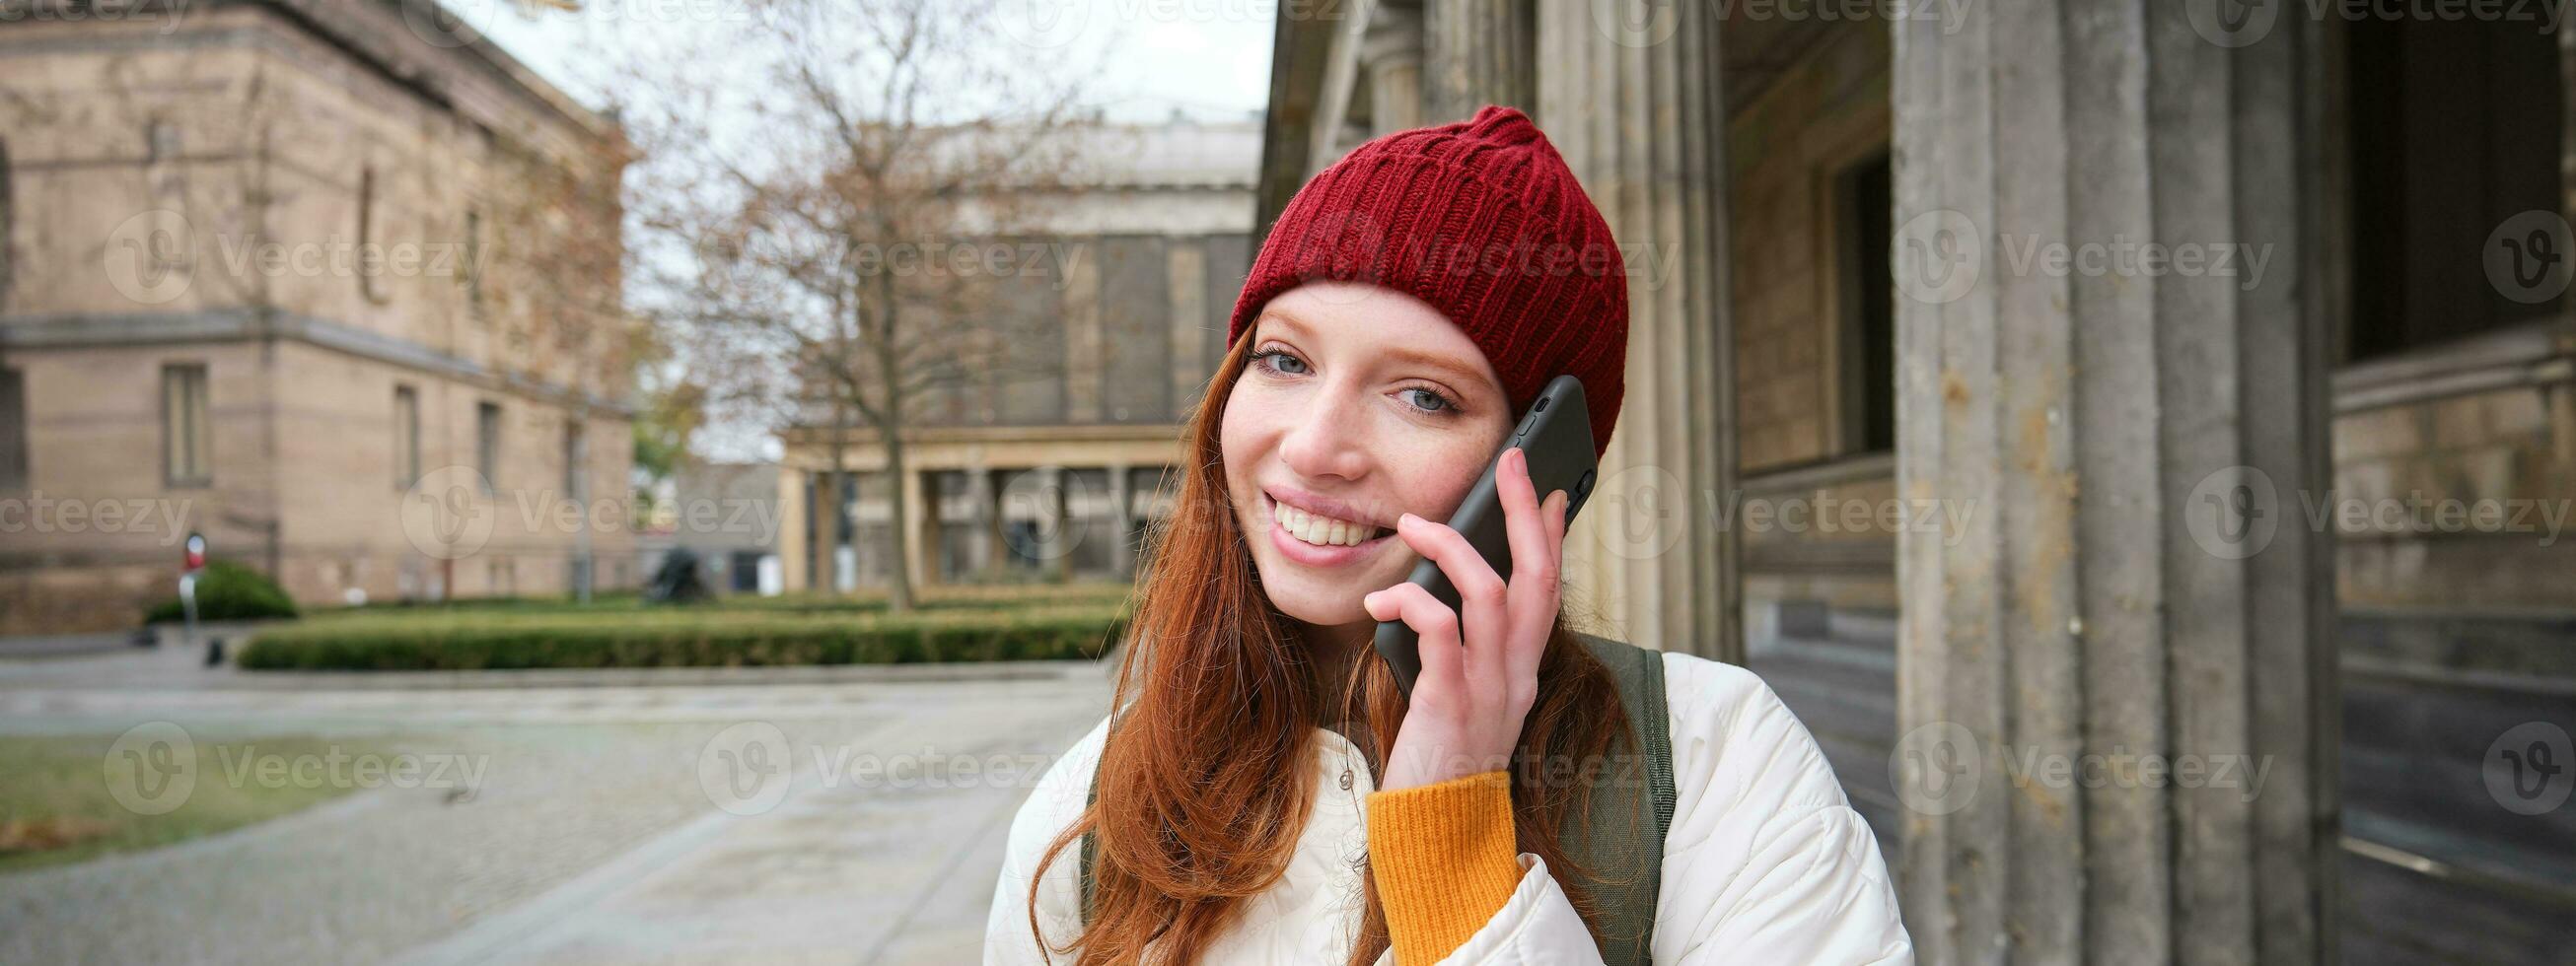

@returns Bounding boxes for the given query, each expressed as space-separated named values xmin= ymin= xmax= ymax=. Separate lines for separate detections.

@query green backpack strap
xmin=1078 ymin=724 xmax=1106 ymax=926
xmin=1075 ymin=634 xmax=1676 ymax=966
xmin=1561 ymin=631 xmax=1678 ymax=966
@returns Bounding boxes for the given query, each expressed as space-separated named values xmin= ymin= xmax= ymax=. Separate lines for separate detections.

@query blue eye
xmin=1252 ymin=348 xmax=1308 ymax=376
xmin=1402 ymin=386 xmax=1460 ymax=414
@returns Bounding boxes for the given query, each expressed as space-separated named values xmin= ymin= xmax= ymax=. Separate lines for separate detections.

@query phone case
xmin=1372 ymin=375 xmax=1599 ymax=698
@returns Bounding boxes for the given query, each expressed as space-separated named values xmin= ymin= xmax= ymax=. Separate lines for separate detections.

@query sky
xmin=459 ymin=0 xmax=1279 ymax=462
xmin=469 ymin=0 xmax=1278 ymax=123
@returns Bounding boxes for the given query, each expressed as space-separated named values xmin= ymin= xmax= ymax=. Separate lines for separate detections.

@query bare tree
xmin=620 ymin=0 xmax=1104 ymax=612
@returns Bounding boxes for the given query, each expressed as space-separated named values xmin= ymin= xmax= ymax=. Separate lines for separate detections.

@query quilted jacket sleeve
xmin=983 ymin=715 xmax=1112 ymax=966
xmin=1410 ymin=653 xmax=1914 ymax=965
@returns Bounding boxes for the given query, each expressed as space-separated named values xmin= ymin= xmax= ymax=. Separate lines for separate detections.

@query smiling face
xmin=1220 ymin=281 xmax=1517 ymax=638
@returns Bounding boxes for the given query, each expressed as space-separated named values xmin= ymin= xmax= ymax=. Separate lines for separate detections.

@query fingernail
xmin=1397 ymin=513 xmax=1416 ymax=526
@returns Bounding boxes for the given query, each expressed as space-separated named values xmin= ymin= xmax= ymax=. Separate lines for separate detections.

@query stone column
xmin=1424 ymin=0 xmax=1534 ymax=122
xmin=1363 ymin=4 xmax=1425 ymax=135
xmin=1533 ymin=0 xmax=1740 ymax=663
xmin=1037 ymin=465 xmax=1070 ymax=583
xmin=1107 ymin=463 xmax=1134 ymax=579
xmin=966 ymin=463 xmax=997 ymax=579
xmin=1888 ymin=3 xmax=2336 ymax=964
xmin=777 ymin=467 xmax=810 ymax=590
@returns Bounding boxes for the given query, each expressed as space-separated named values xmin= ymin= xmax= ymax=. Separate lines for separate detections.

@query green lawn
xmin=0 ymin=734 xmax=386 ymax=872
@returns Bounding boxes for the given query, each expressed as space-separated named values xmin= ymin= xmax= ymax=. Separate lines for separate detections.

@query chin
xmin=1260 ymin=573 xmax=1371 ymax=627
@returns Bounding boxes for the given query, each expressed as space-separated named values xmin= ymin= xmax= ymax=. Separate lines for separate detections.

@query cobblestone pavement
xmin=0 ymin=648 xmax=1111 ymax=965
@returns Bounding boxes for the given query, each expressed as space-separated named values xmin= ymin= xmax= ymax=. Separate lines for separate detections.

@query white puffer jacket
xmin=983 ymin=650 xmax=1914 ymax=964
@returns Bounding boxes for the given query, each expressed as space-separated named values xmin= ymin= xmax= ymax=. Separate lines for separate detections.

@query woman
xmin=984 ymin=105 xmax=1909 ymax=965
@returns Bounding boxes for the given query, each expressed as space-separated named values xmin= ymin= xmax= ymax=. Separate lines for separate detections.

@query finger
xmin=1367 ymin=582 xmax=1465 ymax=696
xmin=1394 ymin=511 xmax=1510 ymax=694
xmin=1546 ymin=485 xmax=1569 ymax=562
xmin=1493 ymin=450 xmax=1545 ymax=602
xmin=1509 ymin=488 xmax=1570 ymax=686
xmin=1498 ymin=448 xmax=1556 ymax=625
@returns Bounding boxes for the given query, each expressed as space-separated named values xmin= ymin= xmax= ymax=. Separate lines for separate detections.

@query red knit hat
xmin=1228 ymin=104 xmax=1628 ymax=456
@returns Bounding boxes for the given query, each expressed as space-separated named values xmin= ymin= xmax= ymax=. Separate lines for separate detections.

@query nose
xmin=1275 ymin=380 xmax=1374 ymax=483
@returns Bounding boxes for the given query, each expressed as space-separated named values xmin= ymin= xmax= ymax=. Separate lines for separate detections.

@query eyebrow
xmin=1256 ymin=310 xmax=1496 ymax=391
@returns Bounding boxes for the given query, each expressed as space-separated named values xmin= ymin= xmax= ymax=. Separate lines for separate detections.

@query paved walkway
xmin=0 ymin=647 xmax=1112 ymax=965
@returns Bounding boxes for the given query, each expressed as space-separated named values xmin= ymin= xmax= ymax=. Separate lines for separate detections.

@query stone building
xmin=1265 ymin=1 xmax=2572 ymax=963
xmin=775 ymin=117 xmax=1258 ymax=593
xmin=0 ymin=0 xmax=635 ymax=634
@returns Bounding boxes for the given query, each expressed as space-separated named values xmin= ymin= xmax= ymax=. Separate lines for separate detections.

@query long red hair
xmin=1023 ymin=328 xmax=1639 ymax=965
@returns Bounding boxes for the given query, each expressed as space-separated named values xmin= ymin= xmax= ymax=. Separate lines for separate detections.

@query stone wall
xmin=0 ymin=2 xmax=633 ymax=632
xmin=2333 ymin=337 xmax=2576 ymax=610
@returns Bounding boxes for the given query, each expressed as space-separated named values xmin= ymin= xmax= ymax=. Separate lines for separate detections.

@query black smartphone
xmin=1373 ymin=374 xmax=1599 ymax=699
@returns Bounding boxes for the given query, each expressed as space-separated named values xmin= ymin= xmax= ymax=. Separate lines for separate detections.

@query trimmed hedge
xmin=145 ymin=561 xmax=300 ymax=624
xmin=235 ymin=608 xmax=1127 ymax=671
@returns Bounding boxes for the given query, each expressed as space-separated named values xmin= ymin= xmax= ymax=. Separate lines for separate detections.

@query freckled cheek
xmin=1217 ymin=396 xmax=1287 ymax=509
xmin=1392 ymin=434 xmax=1505 ymax=520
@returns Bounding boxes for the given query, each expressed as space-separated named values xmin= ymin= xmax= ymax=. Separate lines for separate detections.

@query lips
xmin=1274 ymin=501 xmax=1387 ymax=547
xmin=1259 ymin=490 xmax=1397 ymax=566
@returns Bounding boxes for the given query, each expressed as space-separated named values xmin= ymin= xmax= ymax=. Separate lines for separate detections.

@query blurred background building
xmin=0 ymin=0 xmax=637 ymax=634
xmin=773 ymin=116 xmax=1258 ymax=593
xmin=635 ymin=459 xmax=781 ymax=596
xmin=1266 ymin=1 xmax=2571 ymax=962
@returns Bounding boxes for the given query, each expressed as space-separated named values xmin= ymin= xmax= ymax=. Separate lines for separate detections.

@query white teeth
xmin=1271 ymin=497 xmax=1378 ymax=548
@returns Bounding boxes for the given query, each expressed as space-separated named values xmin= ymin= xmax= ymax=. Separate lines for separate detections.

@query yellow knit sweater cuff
xmin=1365 ymin=769 xmax=1525 ymax=965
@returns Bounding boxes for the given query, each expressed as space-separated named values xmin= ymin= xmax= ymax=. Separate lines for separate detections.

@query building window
xmin=394 ymin=385 xmax=420 ymax=489
xmin=358 ymin=166 xmax=388 ymax=305
xmin=163 ymin=364 xmax=211 ymax=487
xmin=1833 ymin=150 xmax=1896 ymax=454
xmin=146 ymin=120 xmax=180 ymax=165
xmin=476 ymin=401 xmax=501 ymax=493
xmin=561 ymin=418 xmax=585 ymax=500
xmin=1 ymin=136 xmax=13 ymax=308
xmin=464 ymin=207 xmax=485 ymax=319
xmin=2346 ymin=13 xmax=2563 ymax=360
xmin=0 ymin=368 xmax=26 ymax=490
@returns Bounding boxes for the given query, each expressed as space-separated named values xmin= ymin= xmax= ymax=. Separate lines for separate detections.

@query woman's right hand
xmin=1363 ymin=447 xmax=1569 ymax=792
